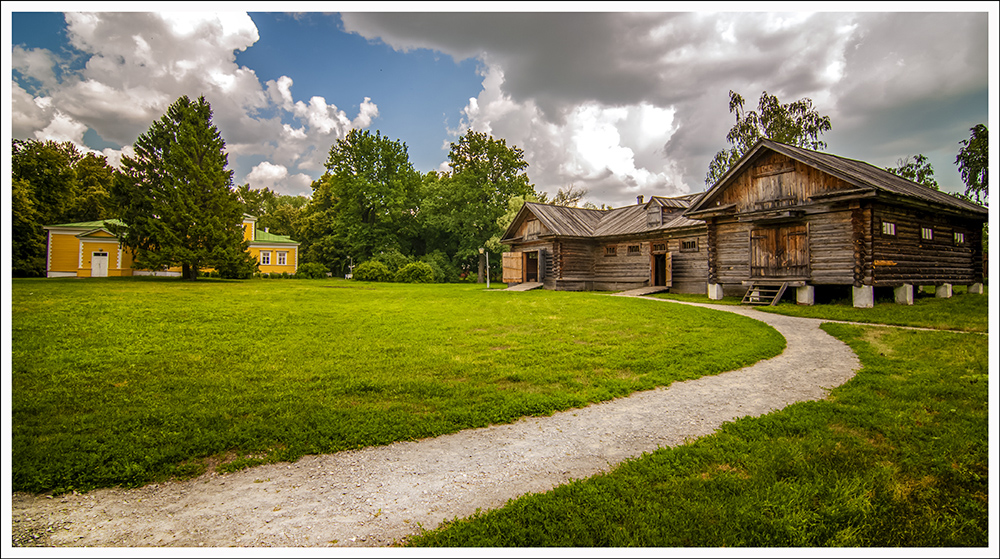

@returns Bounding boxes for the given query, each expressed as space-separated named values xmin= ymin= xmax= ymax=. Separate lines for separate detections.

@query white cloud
xmin=13 ymin=11 xmax=379 ymax=201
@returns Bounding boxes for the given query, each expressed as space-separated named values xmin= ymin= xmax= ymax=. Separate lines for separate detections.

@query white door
xmin=91 ymin=252 xmax=109 ymax=277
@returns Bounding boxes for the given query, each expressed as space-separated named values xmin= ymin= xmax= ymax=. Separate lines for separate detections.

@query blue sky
xmin=7 ymin=5 xmax=997 ymax=207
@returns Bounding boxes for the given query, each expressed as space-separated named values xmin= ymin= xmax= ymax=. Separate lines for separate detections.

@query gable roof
xmin=502 ymin=194 xmax=704 ymax=243
xmin=687 ymin=139 xmax=987 ymax=218
xmin=43 ymin=219 xmax=125 ymax=230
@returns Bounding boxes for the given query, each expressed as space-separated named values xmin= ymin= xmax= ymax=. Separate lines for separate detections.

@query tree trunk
xmin=478 ymin=252 xmax=485 ymax=283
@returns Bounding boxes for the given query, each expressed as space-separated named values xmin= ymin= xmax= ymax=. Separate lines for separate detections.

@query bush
xmin=296 ymin=262 xmax=328 ymax=279
xmin=353 ymin=260 xmax=392 ymax=282
xmin=420 ymin=251 xmax=460 ymax=283
xmin=372 ymin=250 xmax=412 ymax=274
xmin=394 ymin=261 xmax=435 ymax=283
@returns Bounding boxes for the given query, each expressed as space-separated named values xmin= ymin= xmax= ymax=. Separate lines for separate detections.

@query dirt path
xmin=10 ymin=298 xmax=860 ymax=547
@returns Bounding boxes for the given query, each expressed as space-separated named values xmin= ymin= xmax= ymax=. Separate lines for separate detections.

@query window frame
xmin=881 ymin=221 xmax=896 ymax=236
xmin=921 ymin=226 xmax=933 ymax=241
xmin=680 ymin=238 xmax=699 ymax=253
xmin=605 ymin=245 xmax=617 ymax=257
xmin=954 ymin=231 xmax=966 ymax=245
xmin=627 ymin=244 xmax=641 ymax=256
xmin=260 ymin=251 xmax=271 ymax=266
xmin=277 ymin=251 xmax=287 ymax=266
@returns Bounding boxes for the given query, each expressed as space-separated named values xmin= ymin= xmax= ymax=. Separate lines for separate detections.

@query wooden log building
xmin=501 ymin=139 xmax=987 ymax=307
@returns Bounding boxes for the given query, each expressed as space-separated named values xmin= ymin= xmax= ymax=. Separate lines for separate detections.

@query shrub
xmin=372 ymin=250 xmax=412 ymax=273
xmin=394 ymin=261 xmax=435 ymax=283
xmin=420 ymin=251 xmax=460 ymax=283
xmin=296 ymin=262 xmax=328 ymax=279
xmin=353 ymin=260 xmax=391 ymax=282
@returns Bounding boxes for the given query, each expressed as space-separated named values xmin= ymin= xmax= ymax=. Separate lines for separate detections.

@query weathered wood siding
xmin=717 ymin=151 xmax=857 ymax=211
xmin=871 ymin=204 xmax=982 ymax=285
xmin=555 ymin=239 xmax=596 ymax=281
xmin=711 ymin=221 xmax=751 ymax=287
xmin=593 ymin=240 xmax=650 ymax=285
xmin=658 ymin=233 xmax=708 ymax=293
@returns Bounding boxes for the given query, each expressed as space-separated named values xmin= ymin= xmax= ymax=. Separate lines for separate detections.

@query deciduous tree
xmin=955 ymin=124 xmax=988 ymax=205
xmin=706 ymin=90 xmax=831 ymax=185
xmin=885 ymin=154 xmax=939 ymax=190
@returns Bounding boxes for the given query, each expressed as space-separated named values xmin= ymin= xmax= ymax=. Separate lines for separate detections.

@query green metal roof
xmin=253 ymin=229 xmax=298 ymax=244
xmin=44 ymin=219 xmax=125 ymax=229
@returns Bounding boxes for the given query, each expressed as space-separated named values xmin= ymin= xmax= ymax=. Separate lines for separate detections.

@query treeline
xmin=12 ymin=125 xmax=548 ymax=281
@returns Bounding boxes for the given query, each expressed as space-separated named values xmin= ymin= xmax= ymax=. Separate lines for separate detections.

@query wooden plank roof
xmin=688 ymin=139 xmax=988 ymax=217
xmin=503 ymin=193 xmax=704 ymax=242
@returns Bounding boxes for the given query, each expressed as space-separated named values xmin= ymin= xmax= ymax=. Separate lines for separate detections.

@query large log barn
xmin=501 ymin=139 xmax=988 ymax=307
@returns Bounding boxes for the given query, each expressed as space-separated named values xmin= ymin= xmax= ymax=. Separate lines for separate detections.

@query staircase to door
xmin=741 ymin=282 xmax=788 ymax=306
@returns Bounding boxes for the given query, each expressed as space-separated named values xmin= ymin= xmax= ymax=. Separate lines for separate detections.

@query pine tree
xmin=110 ymin=95 xmax=255 ymax=280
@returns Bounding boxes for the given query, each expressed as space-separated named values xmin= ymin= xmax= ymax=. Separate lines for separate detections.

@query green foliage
xmin=421 ymin=131 xmax=537 ymax=270
xmin=10 ymin=139 xmax=117 ymax=276
xmin=394 ymin=261 xmax=435 ymax=283
xmin=109 ymin=95 xmax=254 ymax=280
xmin=420 ymin=250 xmax=460 ymax=283
xmin=885 ymin=154 xmax=938 ymax=189
xmin=235 ymin=183 xmax=306 ymax=237
xmin=352 ymin=260 xmax=392 ymax=282
xmin=11 ymin=280 xmax=782 ymax=494
xmin=706 ymin=90 xmax=832 ymax=185
xmin=410 ymin=323 xmax=987 ymax=547
xmin=955 ymin=124 xmax=988 ymax=206
xmin=12 ymin=178 xmax=46 ymax=277
xmin=295 ymin=262 xmax=329 ymax=279
xmin=371 ymin=249 xmax=413 ymax=273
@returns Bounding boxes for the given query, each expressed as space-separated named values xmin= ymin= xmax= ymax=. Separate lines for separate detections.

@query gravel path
xmin=10 ymin=298 xmax=860 ymax=548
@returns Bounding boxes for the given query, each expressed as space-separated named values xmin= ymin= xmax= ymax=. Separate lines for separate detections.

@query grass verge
xmin=407 ymin=323 xmax=988 ymax=546
xmin=12 ymin=277 xmax=783 ymax=494
xmin=652 ymin=286 xmax=988 ymax=332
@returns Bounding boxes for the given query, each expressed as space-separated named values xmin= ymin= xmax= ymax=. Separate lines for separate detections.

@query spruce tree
xmin=111 ymin=95 xmax=255 ymax=280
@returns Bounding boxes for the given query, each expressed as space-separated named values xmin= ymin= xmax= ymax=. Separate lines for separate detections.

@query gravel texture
xmin=10 ymin=298 xmax=860 ymax=548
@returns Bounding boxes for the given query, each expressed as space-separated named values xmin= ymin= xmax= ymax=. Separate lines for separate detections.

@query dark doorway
xmin=653 ymin=254 xmax=667 ymax=286
xmin=525 ymin=252 xmax=539 ymax=282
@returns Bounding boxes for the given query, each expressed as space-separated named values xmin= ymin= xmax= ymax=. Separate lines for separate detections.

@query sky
xmin=5 ymin=3 xmax=998 ymax=208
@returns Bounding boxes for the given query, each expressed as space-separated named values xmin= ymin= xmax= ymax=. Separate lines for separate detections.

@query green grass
xmin=408 ymin=311 xmax=989 ymax=546
xmin=11 ymin=277 xmax=783 ymax=494
xmin=653 ymin=286 xmax=989 ymax=332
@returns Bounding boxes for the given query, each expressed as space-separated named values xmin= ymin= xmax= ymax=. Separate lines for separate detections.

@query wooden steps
xmin=741 ymin=282 xmax=788 ymax=306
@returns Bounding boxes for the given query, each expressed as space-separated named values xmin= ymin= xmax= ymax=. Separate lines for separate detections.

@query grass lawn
xmin=11 ymin=277 xmax=783 ymax=494
xmin=409 ymin=300 xmax=990 ymax=546
xmin=653 ymin=286 xmax=989 ymax=332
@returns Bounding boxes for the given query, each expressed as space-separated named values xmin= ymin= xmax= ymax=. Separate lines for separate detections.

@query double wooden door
xmin=750 ymin=224 xmax=808 ymax=278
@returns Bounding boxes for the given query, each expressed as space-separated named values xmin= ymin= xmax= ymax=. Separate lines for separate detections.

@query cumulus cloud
xmin=342 ymin=10 xmax=986 ymax=201
xmin=13 ymin=11 xmax=379 ymax=199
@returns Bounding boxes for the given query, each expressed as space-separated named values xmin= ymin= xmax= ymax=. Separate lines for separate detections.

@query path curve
xmin=11 ymin=298 xmax=860 ymax=547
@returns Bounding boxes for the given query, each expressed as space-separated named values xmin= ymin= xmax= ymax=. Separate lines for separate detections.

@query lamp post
xmin=479 ymin=247 xmax=490 ymax=289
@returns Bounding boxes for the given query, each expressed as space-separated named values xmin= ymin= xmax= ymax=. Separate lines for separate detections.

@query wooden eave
xmin=684 ymin=202 xmax=737 ymax=219
xmin=735 ymin=209 xmax=807 ymax=223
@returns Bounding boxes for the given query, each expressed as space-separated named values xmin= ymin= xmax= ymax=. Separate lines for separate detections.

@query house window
xmin=954 ymin=232 xmax=965 ymax=245
xmin=921 ymin=227 xmax=933 ymax=241
xmin=277 ymin=251 xmax=287 ymax=266
xmin=260 ymin=251 xmax=271 ymax=265
xmin=681 ymin=239 xmax=699 ymax=252
xmin=605 ymin=246 xmax=617 ymax=257
xmin=627 ymin=245 xmax=641 ymax=255
xmin=881 ymin=221 xmax=896 ymax=236
xmin=652 ymin=243 xmax=666 ymax=252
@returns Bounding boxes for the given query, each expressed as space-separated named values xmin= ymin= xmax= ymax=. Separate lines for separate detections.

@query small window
xmin=681 ymin=239 xmax=699 ymax=252
xmin=260 ymin=251 xmax=271 ymax=265
xmin=277 ymin=251 xmax=287 ymax=266
xmin=921 ymin=227 xmax=933 ymax=241
xmin=605 ymin=246 xmax=617 ymax=257
xmin=627 ymin=245 xmax=641 ymax=255
xmin=954 ymin=232 xmax=965 ymax=245
xmin=652 ymin=243 xmax=666 ymax=252
xmin=881 ymin=221 xmax=896 ymax=236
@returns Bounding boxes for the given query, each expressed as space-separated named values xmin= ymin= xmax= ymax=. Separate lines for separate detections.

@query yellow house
xmin=42 ymin=215 xmax=299 ymax=277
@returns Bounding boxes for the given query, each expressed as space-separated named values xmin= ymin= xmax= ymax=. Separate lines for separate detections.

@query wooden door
xmin=91 ymin=252 xmax=109 ymax=277
xmin=502 ymin=252 xmax=523 ymax=283
xmin=750 ymin=224 xmax=808 ymax=278
xmin=649 ymin=252 xmax=673 ymax=287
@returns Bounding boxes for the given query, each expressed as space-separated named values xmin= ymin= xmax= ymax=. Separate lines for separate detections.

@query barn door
xmin=751 ymin=224 xmax=808 ymax=278
xmin=502 ymin=252 xmax=523 ymax=283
